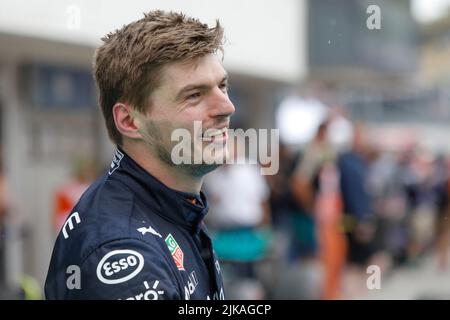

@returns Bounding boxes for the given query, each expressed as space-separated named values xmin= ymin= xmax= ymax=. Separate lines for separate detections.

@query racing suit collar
xmin=116 ymin=147 xmax=209 ymax=234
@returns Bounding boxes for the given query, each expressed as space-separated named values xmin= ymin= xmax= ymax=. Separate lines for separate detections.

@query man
xmin=338 ymin=123 xmax=377 ymax=298
xmin=45 ymin=10 xmax=235 ymax=300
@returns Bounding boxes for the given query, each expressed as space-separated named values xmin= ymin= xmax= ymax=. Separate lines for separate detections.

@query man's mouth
xmin=201 ymin=127 xmax=228 ymax=143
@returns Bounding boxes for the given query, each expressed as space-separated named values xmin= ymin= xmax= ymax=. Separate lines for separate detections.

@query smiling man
xmin=45 ymin=10 xmax=234 ymax=300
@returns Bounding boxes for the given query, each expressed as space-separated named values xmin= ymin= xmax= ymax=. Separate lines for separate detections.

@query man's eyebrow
xmin=175 ymin=74 xmax=229 ymax=101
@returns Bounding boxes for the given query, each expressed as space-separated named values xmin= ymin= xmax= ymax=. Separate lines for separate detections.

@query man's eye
xmin=219 ymin=83 xmax=229 ymax=92
xmin=187 ymin=92 xmax=201 ymax=100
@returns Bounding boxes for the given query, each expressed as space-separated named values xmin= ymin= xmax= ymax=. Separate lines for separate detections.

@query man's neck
xmin=121 ymin=142 xmax=203 ymax=194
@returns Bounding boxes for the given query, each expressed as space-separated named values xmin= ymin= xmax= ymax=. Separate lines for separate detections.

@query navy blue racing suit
xmin=45 ymin=148 xmax=225 ymax=300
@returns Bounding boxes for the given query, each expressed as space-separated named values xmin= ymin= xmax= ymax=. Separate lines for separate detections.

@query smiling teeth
xmin=203 ymin=127 xmax=227 ymax=138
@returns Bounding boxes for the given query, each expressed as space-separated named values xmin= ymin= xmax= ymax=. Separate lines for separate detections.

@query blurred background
xmin=1 ymin=0 xmax=450 ymax=299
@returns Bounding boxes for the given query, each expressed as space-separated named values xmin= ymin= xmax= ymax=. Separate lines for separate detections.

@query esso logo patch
xmin=96 ymin=250 xmax=144 ymax=285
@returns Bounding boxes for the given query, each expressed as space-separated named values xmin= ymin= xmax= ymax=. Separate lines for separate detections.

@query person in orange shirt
xmin=53 ymin=157 xmax=96 ymax=233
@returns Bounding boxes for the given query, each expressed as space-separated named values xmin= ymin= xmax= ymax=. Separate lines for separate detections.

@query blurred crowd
xmin=2 ymin=105 xmax=450 ymax=300
xmin=203 ymin=108 xmax=450 ymax=300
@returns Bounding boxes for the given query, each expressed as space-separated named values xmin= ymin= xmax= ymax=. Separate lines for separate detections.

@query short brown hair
xmin=93 ymin=10 xmax=224 ymax=145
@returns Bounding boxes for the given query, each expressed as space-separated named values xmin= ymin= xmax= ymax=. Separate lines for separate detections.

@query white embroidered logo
xmin=137 ymin=226 xmax=162 ymax=238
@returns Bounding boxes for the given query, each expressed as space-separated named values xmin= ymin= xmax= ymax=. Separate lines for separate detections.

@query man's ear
xmin=112 ymin=103 xmax=143 ymax=140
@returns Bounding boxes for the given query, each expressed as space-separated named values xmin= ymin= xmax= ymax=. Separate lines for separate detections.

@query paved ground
xmin=366 ymin=252 xmax=450 ymax=300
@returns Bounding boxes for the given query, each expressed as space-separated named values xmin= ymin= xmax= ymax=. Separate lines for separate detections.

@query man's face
xmin=136 ymin=54 xmax=235 ymax=176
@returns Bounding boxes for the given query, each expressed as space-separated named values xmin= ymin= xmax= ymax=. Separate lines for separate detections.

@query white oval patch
xmin=96 ymin=249 xmax=144 ymax=285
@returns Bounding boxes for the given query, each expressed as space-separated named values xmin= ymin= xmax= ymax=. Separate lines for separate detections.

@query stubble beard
xmin=142 ymin=120 xmax=223 ymax=178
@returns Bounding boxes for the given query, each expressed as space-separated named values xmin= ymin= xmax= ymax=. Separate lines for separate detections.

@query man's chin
xmin=181 ymin=162 xmax=223 ymax=177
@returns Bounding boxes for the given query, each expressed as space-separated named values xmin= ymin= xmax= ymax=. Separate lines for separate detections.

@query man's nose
xmin=212 ymin=87 xmax=235 ymax=117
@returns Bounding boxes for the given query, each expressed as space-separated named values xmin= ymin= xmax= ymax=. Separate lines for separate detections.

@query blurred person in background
xmin=204 ymin=133 xmax=271 ymax=299
xmin=430 ymin=153 xmax=450 ymax=271
xmin=265 ymin=141 xmax=325 ymax=299
xmin=265 ymin=143 xmax=302 ymax=263
xmin=53 ymin=156 xmax=96 ymax=234
xmin=289 ymin=120 xmax=342 ymax=299
xmin=367 ymin=147 xmax=407 ymax=268
xmin=338 ymin=123 xmax=378 ymax=298
xmin=315 ymin=156 xmax=346 ymax=300
xmin=402 ymin=148 xmax=443 ymax=265
xmin=266 ymin=143 xmax=300 ymax=231
xmin=290 ymin=122 xmax=332 ymax=260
